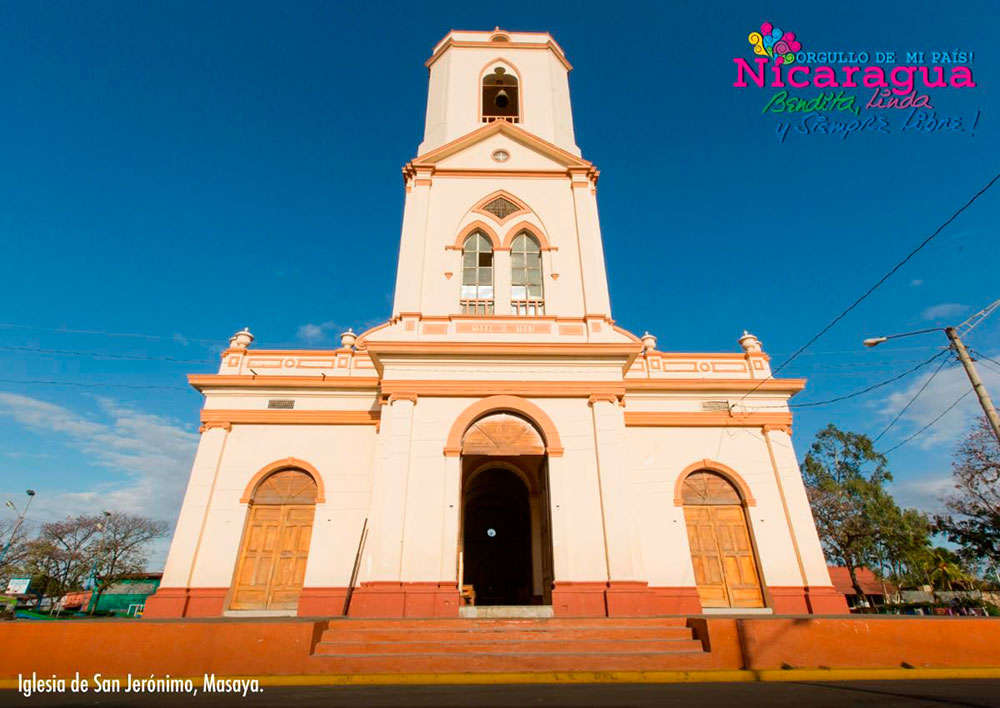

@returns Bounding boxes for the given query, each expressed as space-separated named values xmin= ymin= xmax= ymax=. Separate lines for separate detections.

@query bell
xmin=494 ymin=89 xmax=510 ymax=109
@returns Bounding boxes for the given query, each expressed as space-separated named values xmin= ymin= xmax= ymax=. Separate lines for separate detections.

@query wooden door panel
xmin=685 ymin=503 xmax=763 ymax=609
xmin=684 ymin=506 xmax=729 ymax=607
xmin=230 ymin=503 xmax=315 ymax=612
xmin=713 ymin=505 xmax=763 ymax=608
xmin=231 ymin=506 xmax=282 ymax=610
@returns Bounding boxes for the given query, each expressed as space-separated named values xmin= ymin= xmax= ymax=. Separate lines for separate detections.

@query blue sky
xmin=1 ymin=1 xmax=997 ymax=567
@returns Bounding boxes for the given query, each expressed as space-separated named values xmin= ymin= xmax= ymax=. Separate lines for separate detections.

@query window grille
xmin=482 ymin=196 xmax=519 ymax=220
xmin=267 ymin=399 xmax=295 ymax=410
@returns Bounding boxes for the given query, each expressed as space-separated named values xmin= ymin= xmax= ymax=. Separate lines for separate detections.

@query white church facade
xmin=145 ymin=30 xmax=846 ymax=619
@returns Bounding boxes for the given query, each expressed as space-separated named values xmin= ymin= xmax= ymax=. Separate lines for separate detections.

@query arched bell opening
xmin=481 ymin=66 xmax=520 ymax=123
xmin=458 ymin=412 xmax=554 ymax=607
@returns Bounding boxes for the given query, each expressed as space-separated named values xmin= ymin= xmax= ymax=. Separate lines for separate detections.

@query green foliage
xmin=802 ymin=424 xmax=933 ymax=601
xmin=5 ymin=513 xmax=167 ymax=605
xmin=914 ymin=546 xmax=975 ymax=591
xmin=935 ymin=416 xmax=1000 ymax=564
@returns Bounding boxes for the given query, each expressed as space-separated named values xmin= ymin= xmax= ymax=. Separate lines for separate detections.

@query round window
xmin=491 ymin=149 xmax=510 ymax=163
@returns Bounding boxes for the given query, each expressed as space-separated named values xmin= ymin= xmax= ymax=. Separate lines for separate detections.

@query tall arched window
xmin=461 ymin=231 xmax=494 ymax=314
xmin=482 ymin=67 xmax=519 ymax=123
xmin=510 ymin=231 xmax=544 ymax=315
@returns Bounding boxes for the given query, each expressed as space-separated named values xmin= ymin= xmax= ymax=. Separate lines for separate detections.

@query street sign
xmin=5 ymin=577 xmax=30 ymax=594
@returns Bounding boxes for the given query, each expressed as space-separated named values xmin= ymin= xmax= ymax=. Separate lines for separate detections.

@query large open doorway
xmin=458 ymin=412 xmax=554 ymax=609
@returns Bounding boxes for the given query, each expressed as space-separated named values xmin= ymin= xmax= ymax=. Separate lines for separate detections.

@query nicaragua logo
xmin=748 ymin=22 xmax=802 ymax=67
xmin=732 ymin=20 xmax=981 ymax=142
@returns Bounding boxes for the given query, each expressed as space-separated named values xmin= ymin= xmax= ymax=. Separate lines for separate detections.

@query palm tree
xmin=923 ymin=547 xmax=972 ymax=591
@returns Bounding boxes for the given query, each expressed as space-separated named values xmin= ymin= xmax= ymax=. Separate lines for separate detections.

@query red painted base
xmin=142 ymin=587 xmax=227 ymax=618
xmin=553 ymin=582 xmax=703 ymax=616
xmin=297 ymin=587 xmax=349 ymax=617
xmin=648 ymin=586 xmax=703 ymax=615
xmin=769 ymin=585 xmax=849 ymax=614
xmin=347 ymin=582 xmax=460 ymax=618
xmin=142 ymin=583 xmax=847 ymax=619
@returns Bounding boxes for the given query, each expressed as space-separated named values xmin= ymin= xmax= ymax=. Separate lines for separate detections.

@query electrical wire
xmin=788 ymin=350 xmax=949 ymax=408
xmin=883 ymin=389 xmax=974 ymax=454
xmin=0 ymin=378 xmax=190 ymax=391
xmin=0 ymin=344 xmax=216 ymax=365
xmin=745 ymin=350 xmax=950 ymax=410
xmin=974 ymin=357 xmax=1000 ymax=377
xmin=970 ymin=349 xmax=1000 ymax=371
xmin=873 ymin=356 xmax=954 ymax=442
xmin=735 ymin=171 xmax=1000 ymax=404
xmin=0 ymin=322 xmax=219 ymax=345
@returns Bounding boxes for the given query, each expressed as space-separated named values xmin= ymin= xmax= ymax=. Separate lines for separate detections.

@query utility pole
xmin=946 ymin=326 xmax=1000 ymax=446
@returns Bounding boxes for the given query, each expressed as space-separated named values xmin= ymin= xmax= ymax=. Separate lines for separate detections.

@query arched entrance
xmin=682 ymin=470 xmax=764 ymax=609
xmin=229 ymin=468 xmax=317 ymax=611
xmin=459 ymin=412 xmax=554 ymax=607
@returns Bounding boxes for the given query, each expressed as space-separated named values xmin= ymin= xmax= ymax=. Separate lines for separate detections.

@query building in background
xmin=145 ymin=30 xmax=846 ymax=620
xmin=827 ymin=566 xmax=891 ymax=610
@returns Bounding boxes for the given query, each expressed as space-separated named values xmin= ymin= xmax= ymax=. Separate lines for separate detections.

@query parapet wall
xmin=2 ymin=616 xmax=999 ymax=681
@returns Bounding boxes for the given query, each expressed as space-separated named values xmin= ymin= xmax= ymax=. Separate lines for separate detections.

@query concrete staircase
xmin=310 ymin=617 xmax=717 ymax=673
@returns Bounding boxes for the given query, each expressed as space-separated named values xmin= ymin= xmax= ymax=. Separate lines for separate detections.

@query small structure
xmin=827 ymin=566 xmax=891 ymax=609
xmin=94 ymin=573 xmax=162 ymax=616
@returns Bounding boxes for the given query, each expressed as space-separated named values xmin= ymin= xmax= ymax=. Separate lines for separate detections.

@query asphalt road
xmin=2 ymin=680 xmax=1000 ymax=708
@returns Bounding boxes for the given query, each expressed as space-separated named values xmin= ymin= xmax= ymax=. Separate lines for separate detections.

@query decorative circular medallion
xmin=491 ymin=149 xmax=510 ymax=163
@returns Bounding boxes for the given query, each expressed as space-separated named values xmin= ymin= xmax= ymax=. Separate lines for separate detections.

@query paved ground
xmin=2 ymin=680 xmax=1000 ymax=708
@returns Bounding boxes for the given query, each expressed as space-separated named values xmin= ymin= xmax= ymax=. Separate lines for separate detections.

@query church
xmin=144 ymin=30 xmax=846 ymax=620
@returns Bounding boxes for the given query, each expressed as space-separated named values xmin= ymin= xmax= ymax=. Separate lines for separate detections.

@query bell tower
xmin=418 ymin=29 xmax=580 ymax=155
xmin=392 ymin=29 xmax=611 ymax=321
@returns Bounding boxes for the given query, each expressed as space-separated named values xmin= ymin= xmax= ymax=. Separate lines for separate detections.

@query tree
xmin=0 ymin=517 xmax=31 ymax=587
xmin=874 ymin=506 xmax=932 ymax=599
xmin=802 ymin=424 xmax=897 ymax=605
xmin=22 ymin=515 xmax=104 ymax=600
xmin=936 ymin=416 xmax=1000 ymax=564
xmin=911 ymin=546 xmax=975 ymax=591
xmin=88 ymin=513 xmax=168 ymax=611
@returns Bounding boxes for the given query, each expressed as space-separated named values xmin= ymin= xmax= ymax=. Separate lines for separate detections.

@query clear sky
xmin=1 ymin=0 xmax=997 ymax=567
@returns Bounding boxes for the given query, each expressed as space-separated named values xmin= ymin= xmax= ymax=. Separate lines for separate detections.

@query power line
xmin=0 ymin=344 xmax=216 ymax=365
xmin=974 ymin=357 xmax=1000 ymax=377
xmin=970 ymin=349 xmax=1000 ymax=371
xmin=873 ymin=356 xmax=954 ymax=442
xmin=787 ymin=351 xmax=950 ymax=409
xmin=883 ymin=389 xmax=974 ymax=454
xmin=0 ymin=322 xmax=220 ymax=346
xmin=736 ymin=171 xmax=1000 ymax=403
xmin=0 ymin=378 xmax=190 ymax=392
xmin=746 ymin=350 xmax=950 ymax=410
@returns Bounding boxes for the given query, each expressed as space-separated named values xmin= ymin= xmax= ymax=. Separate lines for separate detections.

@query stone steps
xmin=310 ymin=617 xmax=715 ymax=673
xmin=315 ymin=638 xmax=704 ymax=654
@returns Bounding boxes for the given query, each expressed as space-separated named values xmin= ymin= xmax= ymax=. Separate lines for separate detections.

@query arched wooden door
xmin=230 ymin=469 xmax=317 ymax=611
xmin=682 ymin=471 xmax=763 ymax=608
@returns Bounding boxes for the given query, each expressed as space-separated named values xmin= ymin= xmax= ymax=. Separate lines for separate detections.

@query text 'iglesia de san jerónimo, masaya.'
xmin=143 ymin=29 xmax=848 ymax=620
